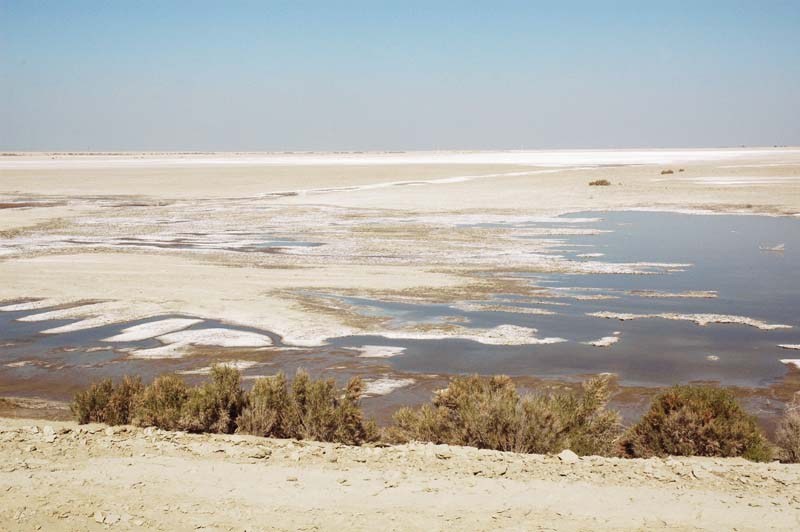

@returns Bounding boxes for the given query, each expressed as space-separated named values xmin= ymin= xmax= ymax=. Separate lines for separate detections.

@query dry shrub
xmin=589 ymin=179 xmax=611 ymax=186
xmin=238 ymin=370 xmax=377 ymax=444
xmin=660 ymin=169 xmax=674 ymax=175
xmin=132 ymin=374 xmax=189 ymax=430
xmin=71 ymin=375 xmax=143 ymax=425
xmin=236 ymin=372 xmax=292 ymax=437
xmin=181 ymin=365 xmax=246 ymax=434
xmin=391 ymin=375 xmax=620 ymax=456
xmin=775 ymin=397 xmax=800 ymax=463
xmin=619 ymin=386 xmax=772 ymax=462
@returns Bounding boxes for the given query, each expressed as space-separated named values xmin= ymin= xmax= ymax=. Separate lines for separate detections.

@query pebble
xmin=557 ymin=449 xmax=580 ymax=464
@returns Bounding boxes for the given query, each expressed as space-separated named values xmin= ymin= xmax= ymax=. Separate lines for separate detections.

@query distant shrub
xmin=660 ymin=169 xmax=674 ymax=175
xmin=589 ymin=179 xmax=611 ymax=186
xmin=775 ymin=398 xmax=800 ymax=463
xmin=71 ymin=375 xmax=143 ymax=425
xmin=181 ymin=365 xmax=246 ymax=434
xmin=238 ymin=370 xmax=377 ymax=444
xmin=619 ymin=385 xmax=772 ymax=462
xmin=132 ymin=374 xmax=189 ymax=430
xmin=390 ymin=375 xmax=621 ymax=456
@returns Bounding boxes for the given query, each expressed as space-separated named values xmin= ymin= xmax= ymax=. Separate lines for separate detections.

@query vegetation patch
xmin=619 ymin=385 xmax=772 ymax=462
xmin=589 ymin=179 xmax=611 ymax=186
xmin=390 ymin=375 xmax=621 ymax=456
xmin=776 ymin=398 xmax=800 ymax=463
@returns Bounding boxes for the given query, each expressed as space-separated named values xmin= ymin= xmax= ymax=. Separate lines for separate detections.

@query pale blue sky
xmin=1 ymin=1 xmax=798 ymax=150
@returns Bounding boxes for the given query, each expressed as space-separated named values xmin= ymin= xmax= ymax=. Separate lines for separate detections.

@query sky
xmin=1 ymin=1 xmax=799 ymax=151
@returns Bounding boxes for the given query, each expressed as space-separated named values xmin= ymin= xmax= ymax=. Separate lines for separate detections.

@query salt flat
xmin=1 ymin=149 xmax=799 ymax=395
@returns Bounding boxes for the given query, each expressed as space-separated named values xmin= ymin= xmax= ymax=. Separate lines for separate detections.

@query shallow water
xmin=329 ymin=212 xmax=800 ymax=388
xmin=1 ymin=211 xmax=799 ymax=401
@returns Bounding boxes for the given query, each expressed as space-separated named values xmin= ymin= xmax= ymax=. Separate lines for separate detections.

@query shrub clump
xmin=71 ymin=375 xmax=143 ymax=425
xmin=132 ymin=374 xmax=189 ymax=430
xmin=619 ymin=385 xmax=772 ymax=462
xmin=181 ymin=365 xmax=246 ymax=433
xmin=390 ymin=375 xmax=621 ymax=456
xmin=775 ymin=398 xmax=800 ymax=463
xmin=660 ymin=169 xmax=674 ymax=175
xmin=237 ymin=370 xmax=377 ymax=445
xmin=589 ymin=179 xmax=611 ymax=186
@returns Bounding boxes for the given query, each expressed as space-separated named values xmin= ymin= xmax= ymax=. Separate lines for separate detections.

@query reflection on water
xmin=329 ymin=212 xmax=800 ymax=388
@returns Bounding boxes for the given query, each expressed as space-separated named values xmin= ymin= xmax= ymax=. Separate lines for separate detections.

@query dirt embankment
xmin=1 ymin=417 xmax=799 ymax=531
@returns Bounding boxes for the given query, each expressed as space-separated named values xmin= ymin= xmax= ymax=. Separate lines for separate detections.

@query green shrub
xmin=619 ymin=385 xmax=772 ymax=462
xmin=71 ymin=375 xmax=143 ymax=425
xmin=775 ymin=399 xmax=800 ymax=463
xmin=237 ymin=370 xmax=377 ymax=444
xmin=181 ymin=365 xmax=246 ymax=434
xmin=390 ymin=375 xmax=621 ymax=456
xmin=132 ymin=374 xmax=189 ymax=430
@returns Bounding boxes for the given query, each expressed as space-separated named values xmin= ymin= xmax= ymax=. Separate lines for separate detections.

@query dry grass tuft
xmin=390 ymin=374 xmax=621 ymax=456
xmin=619 ymin=385 xmax=772 ymax=462
xmin=589 ymin=179 xmax=611 ymax=186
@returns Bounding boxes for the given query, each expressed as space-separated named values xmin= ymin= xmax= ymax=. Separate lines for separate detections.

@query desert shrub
xmin=589 ymin=179 xmax=611 ymax=186
xmin=181 ymin=365 xmax=246 ymax=434
xmin=619 ymin=385 xmax=772 ymax=462
xmin=132 ymin=374 xmax=189 ymax=430
xmin=237 ymin=372 xmax=293 ymax=437
xmin=775 ymin=398 xmax=800 ymax=463
xmin=71 ymin=375 xmax=143 ymax=425
xmin=237 ymin=370 xmax=377 ymax=444
xmin=390 ymin=375 xmax=621 ymax=455
xmin=660 ymin=169 xmax=674 ymax=175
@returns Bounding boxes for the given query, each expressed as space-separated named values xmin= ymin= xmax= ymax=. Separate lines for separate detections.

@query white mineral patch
xmin=41 ymin=315 xmax=129 ymax=334
xmin=178 ymin=360 xmax=261 ymax=375
xmin=706 ymin=355 xmax=720 ymax=361
xmin=588 ymin=311 xmax=791 ymax=331
xmin=17 ymin=302 xmax=110 ymax=322
xmin=381 ymin=324 xmax=566 ymax=346
xmin=0 ymin=298 xmax=68 ymax=312
xmin=102 ymin=318 xmax=204 ymax=342
xmin=576 ymin=253 xmax=605 ymax=258
xmin=780 ymin=359 xmax=800 ymax=369
xmin=128 ymin=328 xmax=273 ymax=359
xmin=356 ymin=345 xmax=407 ymax=358
xmin=4 ymin=360 xmax=34 ymax=368
xmin=449 ymin=303 xmax=555 ymax=315
xmin=362 ymin=377 xmax=416 ymax=396
xmin=628 ymin=290 xmax=718 ymax=299
xmin=583 ymin=336 xmax=620 ymax=347
xmin=778 ymin=344 xmax=800 ymax=350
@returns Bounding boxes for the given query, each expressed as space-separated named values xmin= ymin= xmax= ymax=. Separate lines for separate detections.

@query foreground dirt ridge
xmin=1 ymin=418 xmax=799 ymax=531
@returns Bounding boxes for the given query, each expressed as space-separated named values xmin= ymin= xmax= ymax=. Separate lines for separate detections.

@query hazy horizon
xmin=2 ymin=1 xmax=799 ymax=151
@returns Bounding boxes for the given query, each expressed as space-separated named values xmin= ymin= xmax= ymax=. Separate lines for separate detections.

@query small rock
xmin=286 ymin=476 xmax=298 ymax=482
xmin=105 ymin=513 xmax=120 ymax=525
xmin=42 ymin=426 xmax=56 ymax=444
xmin=94 ymin=511 xmax=104 ymax=523
xmin=249 ymin=447 xmax=271 ymax=460
xmin=105 ymin=427 xmax=115 ymax=437
xmin=557 ymin=449 xmax=580 ymax=464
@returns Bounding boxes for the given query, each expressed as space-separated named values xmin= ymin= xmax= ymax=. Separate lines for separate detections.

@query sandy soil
xmin=1 ymin=417 xmax=799 ymax=531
